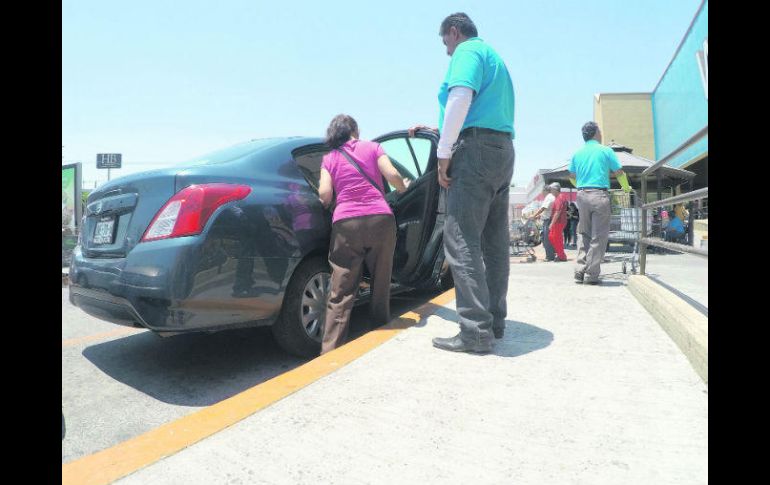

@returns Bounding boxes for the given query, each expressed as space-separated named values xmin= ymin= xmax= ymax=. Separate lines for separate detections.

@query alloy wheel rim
xmin=301 ymin=272 xmax=330 ymax=342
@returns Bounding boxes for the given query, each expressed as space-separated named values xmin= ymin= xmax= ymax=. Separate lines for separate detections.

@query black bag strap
xmin=336 ymin=148 xmax=384 ymax=195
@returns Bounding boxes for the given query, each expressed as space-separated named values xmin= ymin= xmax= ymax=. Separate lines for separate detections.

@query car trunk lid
xmin=81 ymin=169 xmax=179 ymax=258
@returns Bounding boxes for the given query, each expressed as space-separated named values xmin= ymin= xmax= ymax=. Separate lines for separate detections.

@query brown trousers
xmin=321 ymin=214 xmax=397 ymax=354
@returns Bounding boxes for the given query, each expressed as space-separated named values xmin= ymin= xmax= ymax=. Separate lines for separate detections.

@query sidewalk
xmin=72 ymin=249 xmax=708 ymax=484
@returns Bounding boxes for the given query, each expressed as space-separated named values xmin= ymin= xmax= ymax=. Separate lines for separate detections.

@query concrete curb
xmin=627 ymin=275 xmax=708 ymax=383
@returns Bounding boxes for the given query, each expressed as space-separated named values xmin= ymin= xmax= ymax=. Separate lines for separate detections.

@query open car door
xmin=373 ymin=129 xmax=445 ymax=288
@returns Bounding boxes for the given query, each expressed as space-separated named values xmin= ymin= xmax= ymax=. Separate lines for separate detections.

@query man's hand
xmin=438 ymin=157 xmax=452 ymax=189
xmin=408 ymin=125 xmax=438 ymax=137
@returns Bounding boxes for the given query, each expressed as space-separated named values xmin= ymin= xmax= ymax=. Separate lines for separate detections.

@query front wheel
xmin=272 ymin=257 xmax=330 ymax=358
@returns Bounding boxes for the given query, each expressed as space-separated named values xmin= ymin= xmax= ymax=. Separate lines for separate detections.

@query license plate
xmin=93 ymin=217 xmax=116 ymax=245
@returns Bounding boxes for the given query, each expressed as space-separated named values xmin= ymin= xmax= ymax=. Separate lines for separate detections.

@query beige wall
xmin=593 ymin=93 xmax=656 ymax=160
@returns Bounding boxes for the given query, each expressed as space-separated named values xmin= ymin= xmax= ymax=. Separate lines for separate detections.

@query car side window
xmin=408 ymin=138 xmax=432 ymax=176
xmin=380 ymin=137 xmax=431 ymax=192
xmin=292 ymin=147 xmax=329 ymax=190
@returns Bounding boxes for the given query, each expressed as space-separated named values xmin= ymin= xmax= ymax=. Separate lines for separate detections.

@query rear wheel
xmin=272 ymin=257 xmax=330 ymax=358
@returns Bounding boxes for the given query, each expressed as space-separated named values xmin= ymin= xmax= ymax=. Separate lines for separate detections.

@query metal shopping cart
xmin=608 ymin=189 xmax=652 ymax=274
xmin=509 ymin=217 xmax=541 ymax=262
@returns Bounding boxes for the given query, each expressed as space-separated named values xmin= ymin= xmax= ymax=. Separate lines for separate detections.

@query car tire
xmin=272 ymin=256 xmax=330 ymax=358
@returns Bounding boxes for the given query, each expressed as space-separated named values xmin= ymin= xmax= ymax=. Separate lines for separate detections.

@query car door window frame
xmin=374 ymin=131 xmax=438 ymax=191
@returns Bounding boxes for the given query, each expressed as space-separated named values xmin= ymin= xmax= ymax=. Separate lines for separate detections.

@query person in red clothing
xmin=547 ymin=182 xmax=569 ymax=262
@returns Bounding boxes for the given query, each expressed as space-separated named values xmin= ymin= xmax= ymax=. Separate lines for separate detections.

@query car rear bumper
xmin=69 ymin=239 xmax=290 ymax=333
xmin=69 ymin=286 xmax=149 ymax=328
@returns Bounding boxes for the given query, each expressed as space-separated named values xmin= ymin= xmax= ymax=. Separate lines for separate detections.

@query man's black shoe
xmin=432 ymin=334 xmax=492 ymax=354
xmin=574 ymin=271 xmax=584 ymax=284
xmin=493 ymin=327 xmax=504 ymax=339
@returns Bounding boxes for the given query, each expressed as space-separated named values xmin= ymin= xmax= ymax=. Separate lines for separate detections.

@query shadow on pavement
xmin=590 ymin=280 xmax=626 ymax=287
xmin=81 ymin=289 xmax=443 ymax=407
xmin=82 ymin=327 xmax=306 ymax=407
xmin=412 ymin=304 xmax=554 ymax=359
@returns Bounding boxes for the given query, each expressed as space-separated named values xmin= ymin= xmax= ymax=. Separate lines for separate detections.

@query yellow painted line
xmin=62 ymin=328 xmax=144 ymax=349
xmin=62 ymin=288 xmax=456 ymax=485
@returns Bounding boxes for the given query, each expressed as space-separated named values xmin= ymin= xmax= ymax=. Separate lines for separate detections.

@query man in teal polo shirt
xmin=568 ymin=121 xmax=631 ymax=285
xmin=411 ymin=12 xmax=515 ymax=354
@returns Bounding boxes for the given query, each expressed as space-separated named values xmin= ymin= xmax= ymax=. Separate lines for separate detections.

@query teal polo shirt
xmin=568 ymin=140 xmax=622 ymax=189
xmin=438 ymin=37 xmax=515 ymax=138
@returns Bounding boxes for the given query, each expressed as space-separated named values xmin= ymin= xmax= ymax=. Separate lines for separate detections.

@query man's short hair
xmin=439 ymin=13 xmax=478 ymax=38
xmin=582 ymin=122 xmax=599 ymax=141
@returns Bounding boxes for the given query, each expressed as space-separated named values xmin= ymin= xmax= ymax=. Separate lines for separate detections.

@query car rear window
xmin=293 ymin=150 xmax=329 ymax=190
xmin=176 ymin=138 xmax=283 ymax=167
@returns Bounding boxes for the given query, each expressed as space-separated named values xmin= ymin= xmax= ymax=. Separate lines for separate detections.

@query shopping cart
xmin=509 ymin=217 xmax=541 ymax=262
xmin=608 ymin=189 xmax=652 ymax=274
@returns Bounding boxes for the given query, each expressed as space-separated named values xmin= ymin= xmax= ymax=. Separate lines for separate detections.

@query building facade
xmin=593 ymin=0 xmax=707 ymax=191
xmin=651 ymin=0 xmax=708 ymax=190
xmin=594 ymin=93 xmax=656 ymax=160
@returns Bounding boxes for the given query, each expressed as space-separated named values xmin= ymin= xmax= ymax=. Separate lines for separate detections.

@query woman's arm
xmin=377 ymin=154 xmax=408 ymax=193
xmin=318 ymin=168 xmax=334 ymax=208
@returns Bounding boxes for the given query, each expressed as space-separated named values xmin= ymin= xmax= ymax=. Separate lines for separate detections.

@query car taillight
xmin=141 ymin=184 xmax=251 ymax=242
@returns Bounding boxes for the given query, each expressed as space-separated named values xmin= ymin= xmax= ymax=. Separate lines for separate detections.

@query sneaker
xmin=574 ymin=271 xmax=584 ymax=284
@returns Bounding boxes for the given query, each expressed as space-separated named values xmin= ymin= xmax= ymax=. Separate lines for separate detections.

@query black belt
xmin=577 ymin=187 xmax=608 ymax=191
xmin=459 ymin=126 xmax=511 ymax=137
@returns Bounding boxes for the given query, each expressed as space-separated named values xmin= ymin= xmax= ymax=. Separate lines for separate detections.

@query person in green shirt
xmin=568 ymin=121 xmax=631 ymax=284
xmin=410 ymin=13 xmax=515 ymax=354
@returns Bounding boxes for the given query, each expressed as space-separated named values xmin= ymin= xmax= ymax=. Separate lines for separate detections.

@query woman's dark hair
xmin=439 ymin=12 xmax=478 ymax=38
xmin=325 ymin=114 xmax=359 ymax=149
xmin=581 ymin=121 xmax=599 ymax=141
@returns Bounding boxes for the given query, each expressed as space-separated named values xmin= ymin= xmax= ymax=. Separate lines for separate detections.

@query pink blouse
xmin=322 ymin=139 xmax=393 ymax=224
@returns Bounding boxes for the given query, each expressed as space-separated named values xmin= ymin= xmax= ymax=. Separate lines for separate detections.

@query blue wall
xmin=652 ymin=0 xmax=708 ymax=168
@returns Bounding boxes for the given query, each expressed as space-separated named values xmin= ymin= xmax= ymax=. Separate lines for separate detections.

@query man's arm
xmin=613 ymin=169 xmax=632 ymax=192
xmin=408 ymin=125 xmax=438 ymax=137
xmin=529 ymin=207 xmax=545 ymax=220
xmin=436 ymin=86 xmax=473 ymax=189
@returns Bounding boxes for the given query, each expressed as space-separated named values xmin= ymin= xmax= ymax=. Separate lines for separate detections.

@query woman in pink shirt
xmin=317 ymin=114 xmax=408 ymax=354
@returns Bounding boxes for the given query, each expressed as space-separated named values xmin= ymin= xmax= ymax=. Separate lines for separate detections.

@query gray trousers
xmin=443 ymin=131 xmax=515 ymax=346
xmin=541 ymin=218 xmax=554 ymax=260
xmin=575 ymin=189 xmax=611 ymax=281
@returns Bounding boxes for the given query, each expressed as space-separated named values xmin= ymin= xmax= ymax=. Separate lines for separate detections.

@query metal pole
xmin=640 ymin=174 xmax=647 ymax=275
xmin=108 ymin=168 xmax=111 ymax=181
xmin=641 ymin=187 xmax=709 ymax=209
xmin=686 ymin=181 xmax=695 ymax=247
xmin=639 ymin=237 xmax=708 ymax=257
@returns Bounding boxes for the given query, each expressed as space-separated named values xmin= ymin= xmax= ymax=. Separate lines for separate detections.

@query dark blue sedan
xmin=69 ymin=129 xmax=450 ymax=357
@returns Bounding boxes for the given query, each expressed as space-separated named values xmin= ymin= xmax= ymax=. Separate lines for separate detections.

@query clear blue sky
xmin=62 ymin=0 xmax=703 ymax=189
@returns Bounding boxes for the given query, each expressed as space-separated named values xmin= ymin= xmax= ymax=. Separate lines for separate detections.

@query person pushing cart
xmin=568 ymin=122 xmax=631 ymax=285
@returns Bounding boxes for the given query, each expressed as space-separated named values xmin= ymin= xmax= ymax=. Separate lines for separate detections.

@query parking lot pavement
xmin=62 ymin=285 xmax=443 ymax=466
xmin=64 ymin=254 xmax=708 ymax=485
